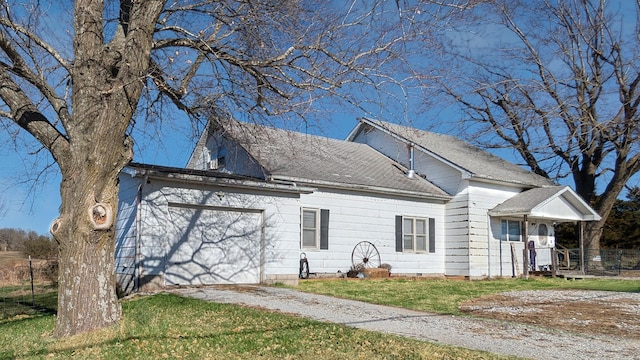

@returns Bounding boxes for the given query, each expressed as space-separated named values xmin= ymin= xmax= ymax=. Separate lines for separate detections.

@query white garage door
xmin=164 ymin=205 xmax=263 ymax=286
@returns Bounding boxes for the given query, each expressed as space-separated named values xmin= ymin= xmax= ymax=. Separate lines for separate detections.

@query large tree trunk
xmin=54 ymin=211 xmax=121 ymax=336
xmin=583 ymin=221 xmax=602 ymax=252
xmin=47 ymin=0 xmax=162 ymax=337
xmin=51 ymin=145 xmax=130 ymax=337
xmin=582 ymin=219 xmax=604 ymax=272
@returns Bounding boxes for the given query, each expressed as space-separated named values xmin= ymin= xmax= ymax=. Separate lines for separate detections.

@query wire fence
xmin=555 ymin=247 xmax=640 ymax=276
xmin=584 ymin=248 xmax=640 ymax=276
xmin=0 ymin=256 xmax=58 ymax=320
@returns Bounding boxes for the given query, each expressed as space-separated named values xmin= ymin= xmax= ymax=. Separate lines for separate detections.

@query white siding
xmin=468 ymin=181 xmax=524 ymax=278
xmin=351 ymin=127 xmax=462 ymax=195
xmin=299 ymin=189 xmax=446 ymax=276
xmin=186 ymin=133 xmax=266 ymax=178
xmin=528 ymin=221 xmax=556 ymax=269
xmin=488 ymin=218 xmax=556 ymax=276
xmin=135 ymin=179 xmax=302 ymax=285
xmin=115 ymin=173 xmax=141 ymax=293
xmin=532 ymin=196 xmax=584 ymax=220
xmin=444 ymin=185 xmax=470 ymax=276
xmin=209 ymin=134 xmax=265 ymax=177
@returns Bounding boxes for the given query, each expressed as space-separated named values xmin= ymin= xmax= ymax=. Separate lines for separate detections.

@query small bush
xmin=20 ymin=237 xmax=57 ymax=260
xmin=41 ymin=261 xmax=58 ymax=284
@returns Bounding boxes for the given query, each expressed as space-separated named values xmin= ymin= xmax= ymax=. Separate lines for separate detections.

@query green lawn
xmin=0 ymin=284 xmax=57 ymax=321
xmin=1 ymin=292 xmax=518 ymax=359
xmin=296 ymin=277 xmax=640 ymax=315
xmin=3 ymin=277 xmax=638 ymax=359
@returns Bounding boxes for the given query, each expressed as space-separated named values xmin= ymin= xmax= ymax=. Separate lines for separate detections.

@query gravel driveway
xmin=171 ymin=285 xmax=640 ymax=360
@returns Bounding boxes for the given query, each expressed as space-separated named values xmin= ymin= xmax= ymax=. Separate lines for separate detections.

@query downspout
xmin=487 ymin=215 xmax=491 ymax=278
xmin=134 ymin=173 xmax=149 ymax=293
xmin=259 ymin=210 xmax=266 ymax=284
xmin=579 ymin=221 xmax=585 ymax=274
xmin=523 ymin=215 xmax=529 ymax=279
xmin=499 ymin=230 xmax=503 ymax=277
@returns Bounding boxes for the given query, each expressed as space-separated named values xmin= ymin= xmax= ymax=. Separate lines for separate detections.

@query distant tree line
xmin=0 ymin=228 xmax=57 ymax=259
xmin=556 ymin=187 xmax=640 ymax=249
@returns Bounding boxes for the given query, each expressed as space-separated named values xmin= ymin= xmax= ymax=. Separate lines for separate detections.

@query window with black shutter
xmin=301 ymin=208 xmax=329 ymax=249
xmin=396 ymin=215 xmax=435 ymax=253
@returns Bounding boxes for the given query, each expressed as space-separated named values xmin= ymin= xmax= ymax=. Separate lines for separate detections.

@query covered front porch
xmin=488 ymin=186 xmax=601 ymax=278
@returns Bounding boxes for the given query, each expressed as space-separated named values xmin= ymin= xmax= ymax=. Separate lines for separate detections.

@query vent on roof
xmin=407 ymin=143 xmax=415 ymax=178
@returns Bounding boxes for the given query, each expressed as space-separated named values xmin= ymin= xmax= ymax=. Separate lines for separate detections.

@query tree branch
xmin=0 ymin=69 xmax=70 ymax=165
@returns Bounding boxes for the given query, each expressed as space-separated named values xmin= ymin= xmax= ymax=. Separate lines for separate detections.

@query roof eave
xmin=126 ymin=165 xmax=314 ymax=194
xmin=532 ymin=186 xmax=602 ymax=221
xmin=345 ymin=122 xmax=364 ymax=141
xmin=269 ymin=175 xmax=451 ymax=202
xmin=487 ymin=210 xmax=530 ymax=217
xmin=487 ymin=209 xmax=601 ymax=222
xmin=469 ymin=174 xmax=554 ymax=189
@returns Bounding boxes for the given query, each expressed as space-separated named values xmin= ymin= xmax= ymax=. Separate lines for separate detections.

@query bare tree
xmin=0 ymin=0 xmax=430 ymax=337
xmin=434 ymin=0 xmax=640 ymax=254
xmin=0 ymin=196 xmax=6 ymax=220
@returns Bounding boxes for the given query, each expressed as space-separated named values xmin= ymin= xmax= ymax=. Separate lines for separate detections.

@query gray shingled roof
xmin=219 ymin=121 xmax=451 ymax=199
xmin=360 ymin=118 xmax=555 ymax=188
xmin=489 ymin=186 xmax=567 ymax=215
xmin=489 ymin=186 xmax=601 ymax=221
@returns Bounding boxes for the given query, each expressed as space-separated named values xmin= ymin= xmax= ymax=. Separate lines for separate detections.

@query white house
xmin=115 ymin=118 xmax=600 ymax=294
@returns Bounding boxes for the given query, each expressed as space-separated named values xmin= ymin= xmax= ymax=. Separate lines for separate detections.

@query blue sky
xmin=1 ymin=0 xmax=638 ymax=235
xmin=0 ymin=113 xmax=362 ymax=235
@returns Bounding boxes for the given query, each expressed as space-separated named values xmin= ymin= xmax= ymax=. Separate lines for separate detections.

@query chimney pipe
xmin=407 ymin=143 xmax=415 ymax=178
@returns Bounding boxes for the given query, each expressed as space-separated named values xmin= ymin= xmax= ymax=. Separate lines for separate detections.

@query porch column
xmin=523 ymin=215 xmax=529 ymax=279
xmin=579 ymin=221 xmax=585 ymax=274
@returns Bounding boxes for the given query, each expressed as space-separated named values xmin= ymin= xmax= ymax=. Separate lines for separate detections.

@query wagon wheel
xmin=351 ymin=241 xmax=381 ymax=269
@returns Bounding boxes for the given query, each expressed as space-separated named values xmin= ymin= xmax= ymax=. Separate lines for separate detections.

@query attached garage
xmin=164 ymin=204 xmax=264 ymax=286
xmin=115 ymin=163 xmax=310 ymax=294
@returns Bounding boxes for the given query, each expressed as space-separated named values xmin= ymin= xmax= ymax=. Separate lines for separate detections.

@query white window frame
xmin=301 ymin=208 xmax=320 ymax=249
xmin=501 ymin=219 xmax=523 ymax=242
xmin=402 ymin=216 xmax=428 ymax=252
xmin=216 ymin=145 xmax=226 ymax=169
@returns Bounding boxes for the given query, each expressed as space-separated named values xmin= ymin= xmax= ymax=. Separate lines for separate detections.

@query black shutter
xmin=429 ymin=217 xmax=436 ymax=253
xmin=320 ymin=209 xmax=329 ymax=250
xmin=395 ymin=215 xmax=403 ymax=252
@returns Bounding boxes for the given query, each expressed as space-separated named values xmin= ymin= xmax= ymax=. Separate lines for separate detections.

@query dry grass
xmin=0 ymin=293 xmax=519 ymax=359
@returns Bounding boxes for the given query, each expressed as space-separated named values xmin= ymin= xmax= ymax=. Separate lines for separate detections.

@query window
xmin=215 ymin=145 xmax=226 ymax=169
xmin=538 ymin=223 xmax=548 ymax=246
xmin=501 ymin=219 xmax=522 ymax=241
xmin=301 ymin=208 xmax=329 ymax=249
xmin=302 ymin=209 xmax=318 ymax=248
xmin=396 ymin=216 xmax=435 ymax=253
xmin=207 ymin=145 xmax=227 ymax=170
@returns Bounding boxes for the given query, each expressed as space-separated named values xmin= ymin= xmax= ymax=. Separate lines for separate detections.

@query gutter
xmin=131 ymin=167 xmax=315 ymax=195
xmin=268 ymin=175 xmax=452 ymax=202
xmin=487 ymin=209 xmax=601 ymax=222
xmin=466 ymin=174 xmax=554 ymax=189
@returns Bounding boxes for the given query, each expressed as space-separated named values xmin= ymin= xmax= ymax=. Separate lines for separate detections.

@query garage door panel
xmin=165 ymin=206 xmax=262 ymax=286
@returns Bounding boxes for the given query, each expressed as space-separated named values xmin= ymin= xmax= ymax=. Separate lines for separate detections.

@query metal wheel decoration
xmin=351 ymin=241 xmax=381 ymax=269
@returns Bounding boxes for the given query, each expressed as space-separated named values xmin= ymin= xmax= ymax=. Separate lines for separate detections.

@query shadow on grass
xmin=0 ymin=289 xmax=58 ymax=322
xmin=19 ymin=321 xmax=317 ymax=358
